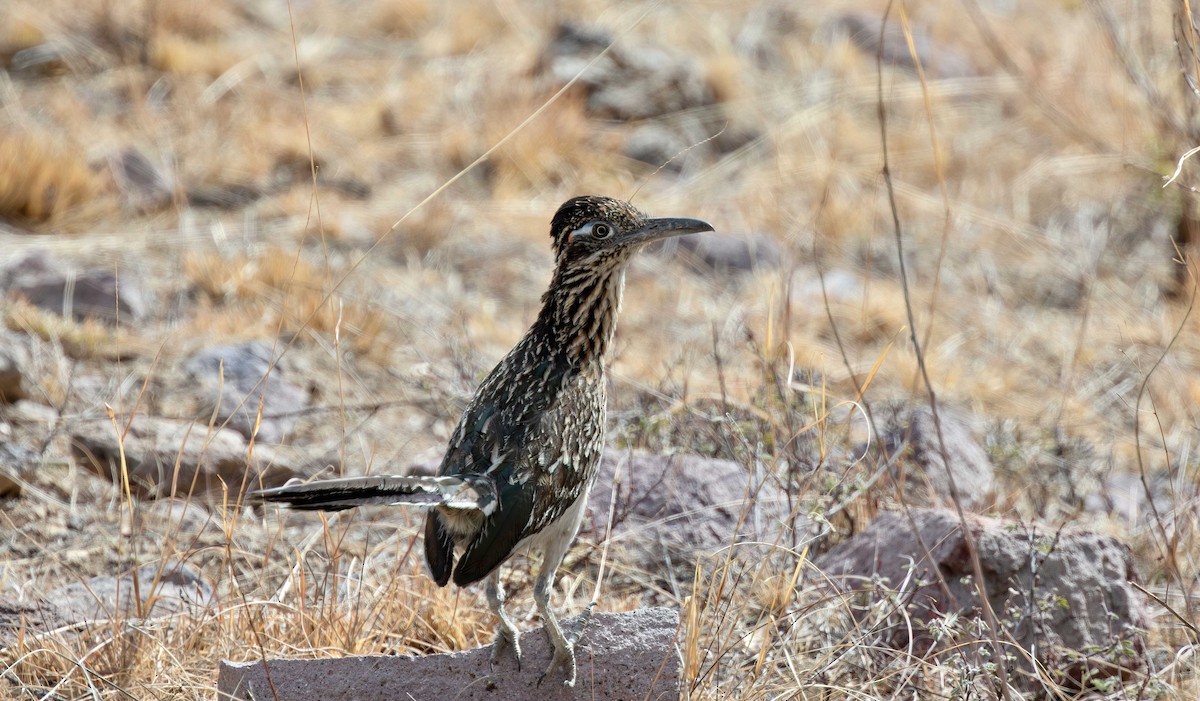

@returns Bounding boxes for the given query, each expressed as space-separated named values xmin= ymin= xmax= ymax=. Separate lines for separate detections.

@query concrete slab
xmin=218 ymin=607 xmax=680 ymax=701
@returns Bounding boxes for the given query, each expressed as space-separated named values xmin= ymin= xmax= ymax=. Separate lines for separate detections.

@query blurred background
xmin=0 ymin=0 xmax=1198 ymax=698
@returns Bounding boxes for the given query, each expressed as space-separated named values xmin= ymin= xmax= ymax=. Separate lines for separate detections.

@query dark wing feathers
xmin=451 ymin=478 xmax=536 ymax=586
xmin=430 ymin=342 xmax=580 ymax=586
xmin=424 ymin=513 xmax=454 ymax=587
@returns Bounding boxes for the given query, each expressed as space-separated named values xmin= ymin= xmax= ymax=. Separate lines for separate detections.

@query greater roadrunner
xmin=251 ymin=196 xmax=712 ymax=686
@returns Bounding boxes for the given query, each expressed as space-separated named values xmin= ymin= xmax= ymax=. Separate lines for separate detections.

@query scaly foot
xmin=536 ymin=639 xmax=576 ymax=688
xmin=536 ymin=603 xmax=596 ymax=688
xmin=570 ymin=600 xmax=597 ymax=646
xmin=489 ymin=627 xmax=522 ymax=673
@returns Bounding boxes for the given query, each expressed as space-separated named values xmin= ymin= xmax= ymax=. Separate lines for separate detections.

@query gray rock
xmin=0 ymin=440 xmax=37 ymax=499
xmin=186 ymin=183 xmax=264 ymax=209
xmin=623 ymin=123 xmax=688 ymax=171
xmin=49 ymin=560 xmax=214 ymax=624
xmin=881 ymin=405 xmax=995 ymax=509
xmin=734 ymin=3 xmax=803 ymax=70
xmin=0 ymin=598 xmax=72 ymax=644
xmin=70 ymin=415 xmax=299 ymax=498
xmin=536 ymin=23 xmax=713 ymax=121
xmin=8 ymin=43 xmax=68 ymax=76
xmin=829 ymin=13 xmax=976 ymax=79
xmin=0 ymin=350 xmax=23 ymax=403
xmin=112 ymin=148 xmax=174 ymax=211
xmin=145 ymin=497 xmax=220 ymax=535
xmin=4 ymin=249 xmax=148 ymax=324
xmin=815 ymin=509 xmax=1150 ymax=691
xmin=790 ymin=269 xmax=864 ymax=304
xmin=0 ymin=560 xmax=213 ymax=642
xmin=218 ymin=607 xmax=679 ymax=700
xmin=183 ymin=341 xmax=310 ymax=444
xmin=583 ymin=451 xmax=799 ymax=579
xmin=1086 ymin=469 xmax=1197 ymax=537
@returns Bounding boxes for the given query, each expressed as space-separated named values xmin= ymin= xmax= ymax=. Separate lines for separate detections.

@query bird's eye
xmin=592 ymin=223 xmax=612 ymax=239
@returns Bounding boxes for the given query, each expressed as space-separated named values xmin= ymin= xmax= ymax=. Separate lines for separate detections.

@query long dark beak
xmin=625 ymin=216 xmax=714 ymax=246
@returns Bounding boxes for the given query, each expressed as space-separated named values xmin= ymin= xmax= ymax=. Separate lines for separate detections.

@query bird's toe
xmin=536 ymin=643 xmax=576 ymax=688
xmin=489 ymin=629 xmax=522 ymax=672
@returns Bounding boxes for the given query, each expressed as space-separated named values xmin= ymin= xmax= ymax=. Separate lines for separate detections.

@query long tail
xmin=250 ymin=475 xmax=492 ymax=512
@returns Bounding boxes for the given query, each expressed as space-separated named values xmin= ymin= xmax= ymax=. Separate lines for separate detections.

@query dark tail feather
xmin=250 ymin=474 xmax=492 ymax=513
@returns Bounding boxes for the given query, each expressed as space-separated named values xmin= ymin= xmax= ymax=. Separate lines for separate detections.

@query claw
xmin=538 ymin=637 xmax=577 ymax=687
xmin=489 ymin=628 xmax=522 ymax=673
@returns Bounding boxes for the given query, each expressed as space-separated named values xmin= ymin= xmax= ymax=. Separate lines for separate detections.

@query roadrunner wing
xmin=451 ymin=476 xmax=537 ymax=586
xmin=432 ymin=357 xmax=576 ymax=585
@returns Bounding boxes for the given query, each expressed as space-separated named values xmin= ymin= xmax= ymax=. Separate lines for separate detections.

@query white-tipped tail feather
xmin=250 ymin=474 xmax=497 ymax=514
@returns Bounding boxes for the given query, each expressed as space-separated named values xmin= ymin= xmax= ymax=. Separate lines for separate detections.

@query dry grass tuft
xmin=704 ymin=52 xmax=746 ymax=105
xmin=0 ymin=130 xmax=107 ymax=225
xmin=372 ymin=0 xmax=433 ymax=38
xmin=182 ymin=246 xmax=392 ymax=360
xmin=425 ymin=2 xmax=508 ymax=56
xmin=3 ymin=298 xmax=144 ymax=360
xmin=149 ymin=32 xmax=244 ymax=77
xmin=151 ymin=0 xmax=240 ymax=39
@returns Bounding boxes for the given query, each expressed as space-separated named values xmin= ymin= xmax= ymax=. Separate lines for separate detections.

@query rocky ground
xmin=1 ymin=0 xmax=1198 ymax=699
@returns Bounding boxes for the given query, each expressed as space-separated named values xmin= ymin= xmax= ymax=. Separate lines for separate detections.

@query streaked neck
xmin=535 ymin=264 xmax=628 ymax=368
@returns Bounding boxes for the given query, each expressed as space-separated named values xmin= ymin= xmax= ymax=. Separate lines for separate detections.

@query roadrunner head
xmin=539 ymin=196 xmax=713 ymax=364
xmin=549 ymin=195 xmax=713 ymax=269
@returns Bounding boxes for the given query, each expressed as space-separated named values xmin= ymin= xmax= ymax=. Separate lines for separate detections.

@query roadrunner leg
xmin=486 ymin=569 xmax=521 ymax=670
xmin=534 ymin=503 xmax=595 ymax=687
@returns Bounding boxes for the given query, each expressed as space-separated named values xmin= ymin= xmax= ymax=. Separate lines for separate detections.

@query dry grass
xmin=1 ymin=0 xmax=1199 ymax=699
xmin=4 ymin=299 xmax=146 ymax=361
xmin=181 ymin=246 xmax=392 ymax=360
xmin=0 ymin=131 xmax=108 ymax=226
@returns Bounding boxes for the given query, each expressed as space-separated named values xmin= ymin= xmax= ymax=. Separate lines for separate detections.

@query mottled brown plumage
xmin=252 ymin=195 xmax=712 ymax=686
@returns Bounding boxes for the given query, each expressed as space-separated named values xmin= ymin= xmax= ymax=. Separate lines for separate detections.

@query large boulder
xmin=880 ymin=405 xmax=995 ymax=509
xmin=183 ymin=341 xmax=310 ymax=444
xmin=583 ymin=450 xmax=801 ymax=578
xmin=3 ymin=249 xmax=148 ymax=324
xmin=71 ymin=415 xmax=299 ymax=498
xmin=815 ymin=508 xmax=1150 ymax=692
xmin=218 ymin=607 xmax=680 ymax=701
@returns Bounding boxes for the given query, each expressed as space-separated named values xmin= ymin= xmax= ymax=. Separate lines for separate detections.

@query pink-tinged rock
xmin=4 ymin=249 xmax=148 ymax=324
xmin=583 ymin=450 xmax=799 ymax=578
xmin=70 ymin=415 xmax=299 ymax=498
xmin=815 ymin=508 xmax=1150 ymax=691
xmin=219 ymin=607 xmax=679 ymax=701
xmin=0 ymin=559 xmax=213 ymax=642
